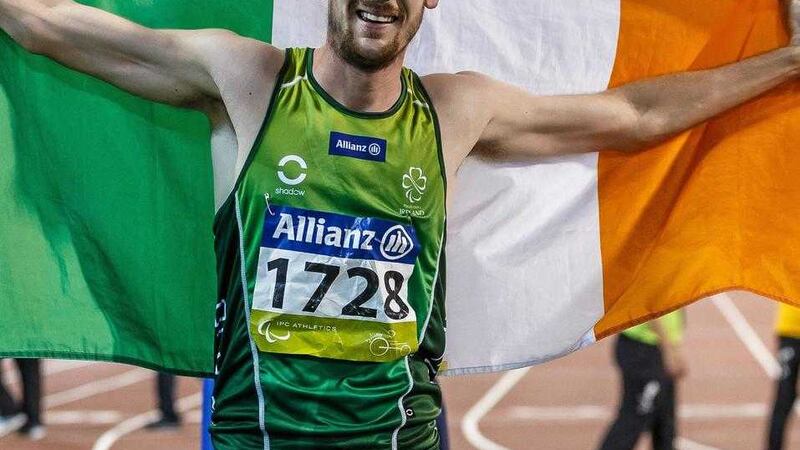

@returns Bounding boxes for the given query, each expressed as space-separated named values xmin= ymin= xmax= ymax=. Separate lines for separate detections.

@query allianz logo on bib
xmin=329 ymin=131 xmax=387 ymax=162
xmin=380 ymin=226 xmax=414 ymax=261
xmin=263 ymin=205 xmax=420 ymax=265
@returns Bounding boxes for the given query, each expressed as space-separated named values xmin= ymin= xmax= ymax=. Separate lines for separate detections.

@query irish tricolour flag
xmin=1 ymin=0 xmax=799 ymax=376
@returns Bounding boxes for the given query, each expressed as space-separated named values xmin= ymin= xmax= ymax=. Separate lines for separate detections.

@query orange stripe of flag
xmin=596 ymin=0 xmax=800 ymax=338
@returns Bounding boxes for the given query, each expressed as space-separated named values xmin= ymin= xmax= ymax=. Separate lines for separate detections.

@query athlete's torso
xmin=211 ymin=48 xmax=447 ymax=449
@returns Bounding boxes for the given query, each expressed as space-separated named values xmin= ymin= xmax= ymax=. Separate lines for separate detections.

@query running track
xmin=1 ymin=291 xmax=797 ymax=449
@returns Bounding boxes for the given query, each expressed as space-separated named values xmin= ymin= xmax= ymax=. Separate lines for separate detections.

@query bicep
xmin=29 ymin=2 xmax=233 ymax=108
xmin=475 ymin=78 xmax=643 ymax=158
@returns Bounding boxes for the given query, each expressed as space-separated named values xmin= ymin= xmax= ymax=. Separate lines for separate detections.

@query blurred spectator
xmin=145 ymin=372 xmax=181 ymax=430
xmin=766 ymin=303 xmax=800 ymax=450
xmin=0 ymin=358 xmax=44 ymax=440
xmin=598 ymin=310 xmax=686 ymax=450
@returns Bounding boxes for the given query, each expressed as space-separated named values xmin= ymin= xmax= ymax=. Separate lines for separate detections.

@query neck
xmin=313 ymin=44 xmax=405 ymax=113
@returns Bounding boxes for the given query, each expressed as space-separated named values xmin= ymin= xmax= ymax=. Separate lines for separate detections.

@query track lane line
xmin=676 ymin=437 xmax=721 ymax=450
xmin=459 ymin=296 xmax=769 ymax=450
xmin=461 ymin=368 xmax=530 ymax=450
xmin=712 ymin=294 xmax=780 ymax=379
xmin=504 ymin=402 xmax=766 ymax=421
xmin=5 ymin=360 xmax=96 ymax=387
xmin=92 ymin=392 xmax=203 ymax=450
xmin=45 ymin=410 xmax=125 ymax=425
xmin=43 ymin=360 xmax=96 ymax=375
xmin=44 ymin=368 xmax=152 ymax=409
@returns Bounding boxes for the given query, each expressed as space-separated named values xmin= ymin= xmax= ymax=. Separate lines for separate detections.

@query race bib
xmin=250 ymin=205 xmax=420 ymax=362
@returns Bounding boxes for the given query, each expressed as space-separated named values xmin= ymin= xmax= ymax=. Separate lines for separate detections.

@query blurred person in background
xmin=0 ymin=358 xmax=45 ymax=440
xmin=766 ymin=303 xmax=800 ymax=450
xmin=598 ymin=310 xmax=686 ymax=450
xmin=145 ymin=372 xmax=182 ymax=430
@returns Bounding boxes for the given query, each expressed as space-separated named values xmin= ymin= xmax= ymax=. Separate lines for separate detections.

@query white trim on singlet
xmin=235 ymin=197 xmax=271 ymax=450
xmin=391 ymin=356 xmax=415 ymax=450
xmin=407 ymin=87 xmax=431 ymax=109
xmin=412 ymin=100 xmax=430 ymax=109
xmin=392 ymin=104 xmax=444 ymax=447
xmin=418 ymin=226 xmax=446 ymax=346
xmin=280 ymin=75 xmax=307 ymax=90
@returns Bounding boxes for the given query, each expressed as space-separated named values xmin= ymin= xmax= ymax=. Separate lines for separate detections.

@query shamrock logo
xmin=402 ymin=167 xmax=428 ymax=204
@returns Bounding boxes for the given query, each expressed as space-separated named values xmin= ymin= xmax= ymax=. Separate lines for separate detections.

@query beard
xmin=327 ymin=0 xmax=424 ymax=72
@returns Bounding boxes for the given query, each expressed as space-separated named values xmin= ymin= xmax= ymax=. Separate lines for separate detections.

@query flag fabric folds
xmin=0 ymin=1 xmax=273 ymax=376
xmin=452 ymin=0 xmax=800 ymax=374
xmin=596 ymin=0 xmax=800 ymax=339
xmin=274 ymin=0 xmax=800 ymax=375
xmin=1 ymin=0 xmax=798 ymax=376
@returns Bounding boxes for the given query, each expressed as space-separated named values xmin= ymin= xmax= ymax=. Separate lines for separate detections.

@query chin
xmin=337 ymin=37 xmax=402 ymax=71
xmin=355 ymin=39 xmax=394 ymax=59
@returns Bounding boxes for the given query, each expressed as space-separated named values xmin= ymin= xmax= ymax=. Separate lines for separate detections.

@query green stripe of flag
xmin=0 ymin=1 xmax=274 ymax=376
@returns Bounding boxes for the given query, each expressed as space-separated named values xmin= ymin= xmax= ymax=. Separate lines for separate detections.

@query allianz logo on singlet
xmin=273 ymin=214 xmax=378 ymax=251
xmin=335 ymin=140 xmax=375 ymax=154
xmin=329 ymin=131 xmax=387 ymax=163
xmin=262 ymin=205 xmax=420 ymax=264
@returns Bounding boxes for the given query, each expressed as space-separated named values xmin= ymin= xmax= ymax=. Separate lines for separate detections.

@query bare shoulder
xmin=199 ymin=31 xmax=286 ymax=150
xmin=420 ymin=72 xmax=496 ymax=174
xmin=195 ymin=30 xmax=285 ymax=101
xmin=194 ymin=29 xmax=284 ymax=77
xmin=420 ymin=71 xmax=495 ymax=113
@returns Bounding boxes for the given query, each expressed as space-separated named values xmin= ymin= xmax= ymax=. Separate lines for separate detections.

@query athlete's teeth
xmin=359 ymin=11 xmax=395 ymax=23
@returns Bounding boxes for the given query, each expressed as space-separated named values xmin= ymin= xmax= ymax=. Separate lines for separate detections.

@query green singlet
xmin=211 ymin=48 xmax=447 ymax=449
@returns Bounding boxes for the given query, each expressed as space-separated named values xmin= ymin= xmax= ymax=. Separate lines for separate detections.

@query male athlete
xmin=2 ymin=0 xmax=800 ymax=448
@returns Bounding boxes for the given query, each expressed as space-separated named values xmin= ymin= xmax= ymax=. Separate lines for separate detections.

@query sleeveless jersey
xmin=211 ymin=48 xmax=447 ymax=450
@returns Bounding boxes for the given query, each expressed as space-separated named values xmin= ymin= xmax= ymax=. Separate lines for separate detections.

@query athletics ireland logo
xmin=402 ymin=167 xmax=427 ymax=203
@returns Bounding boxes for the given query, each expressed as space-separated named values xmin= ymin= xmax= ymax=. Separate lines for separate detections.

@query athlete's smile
xmin=356 ymin=9 xmax=397 ymax=24
xmin=356 ymin=10 xmax=398 ymax=24
xmin=352 ymin=1 xmax=403 ymax=29
xmin=327 ymin=0 xmax=425 ymax=71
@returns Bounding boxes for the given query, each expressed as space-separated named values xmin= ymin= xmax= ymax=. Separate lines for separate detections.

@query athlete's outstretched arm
xmin=0 ymin=0 xmax=281 ymax=111
xmin=431 ymin=2 xmax=800 ymax=163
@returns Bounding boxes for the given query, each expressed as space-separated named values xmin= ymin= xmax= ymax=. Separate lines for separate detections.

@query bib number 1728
xmin=266 ymin=258 xmax=410 ymax=321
